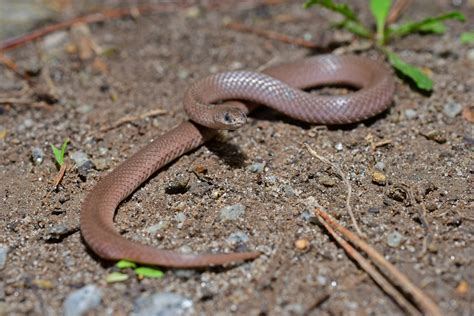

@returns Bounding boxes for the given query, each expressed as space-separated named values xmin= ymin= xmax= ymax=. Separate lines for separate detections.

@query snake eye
xmin=214 ymin=107 xmax=247 ymax=130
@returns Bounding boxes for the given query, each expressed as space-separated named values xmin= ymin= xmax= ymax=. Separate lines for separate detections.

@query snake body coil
xmin=80 ymin=55 xmax=395 ymax=268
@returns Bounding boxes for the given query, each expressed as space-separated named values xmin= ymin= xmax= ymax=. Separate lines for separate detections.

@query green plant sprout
xmin=304 ymin=0 xmax=465 ymax=92
xmin=460 ymin=31 xmax=474 ymax=44
xmin=50 ymin=139 xmax=69 ymax=166
xmin=106 ymin=260 xmax=164 ymax=282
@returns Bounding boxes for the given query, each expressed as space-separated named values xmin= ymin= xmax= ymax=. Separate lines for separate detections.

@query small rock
xmin=371 ymin=171 xmax=387 ymax=186
xmin=63 ymin=285 xmax=102 ymax=316
xmin=294 ymin=238 xmax=310 ymax=251
xmin=282 ymin=184 xmax=296 ymax=197
xmin=423 ymin=130 xmax=447 ymax=144
xmin=319 ymin=174 xmax=336 ymax=187
xmin=71 ymin=151 xmax=94 ymax=177
xmin=45 ymin=224 xmax=78 ymax=241
xmin=175 ymin=212 xmax=186 ymax=229
xmin=23 ymin=118 xmax=34 ymax=128
xmin=443 ymin=102 xmax=463 ymax=118
xmin=146 ymin=221 xmax=168 ymax=234
xmin=300 ymin=210 xmax=318 ymax=224
xmin=177 ymin=69 xmax=189 ymax=80
xmin=0 ymin=245 xmax=8 ymax=270
xmin=386 ymin=231 xmax=403 ymax=248
xmin=335 ymin=143 xmax=343 ymax=151
xmin=185 ymin=6 xmax=200 ymax=18
xmin=374 ymin=161 xmax=385 ymax=171
xmin=468 ymin=49 xmax=474 ymax=61
xmin=226 ymin=231 xmax=249 ymax=247
xmin=404 ymin=109 xmax=417 ymax=120
xmin=247 ymin=162 xmax=265 ymax=173
xmin=165 ymin=173 xmax=190 ymax=194
xmin=219 ymin=203 xmax=245 ymax=221
xmin=93 ymin=158 xmax=108 ymax=171
xmin=132 ymin=292 xmax=193 ymax=316
xmin=42 ymin=31 xmax=69 ymax=51
xmin=32 ymin=147 xmax=44 ymax=165
xmin=265 ymin=175 xmax=277 ymax=185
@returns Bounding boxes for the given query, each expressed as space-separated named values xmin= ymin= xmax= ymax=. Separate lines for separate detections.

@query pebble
xmin=132 ymin=292 xmax=193 ymax=316
xmin=31 ymin=147 xmax=44 ymax=165
xmin=44 ymin=224 xmax=77 ymax=241
xmin=371 ymin=171 xmax=387 ymax=186
xmin=467 ymin=49 xmax=474 ymax=61
xmin=174 ymin=212 xmax=186 ymax=229
xmin=146 ymin=220 xmax=168 ymax=234
xmin=386 ymin=231 xmax=403 ymax=248
xmin=295 ymin=238 xmax=310 ymax=251
xmin=71 ymin=151 xmax=94 ymax=176
xmin=335 ymin=143 xmax=344 ymax=151
xmin=247 ymin=162 xmax=265 ymax=173
xmin=219 ymin=203 xmax=245 ymax=221
xmin=63 ymin=285 xmax=102 ymax=316
xmin=165 ymin=173 xmax=190 ymax=194
xmin=374 ymin=161 xmax=385 ymax=171
xmin=443 ymin=101 xmax=463 ymax=118
xmin=226 ymin=231 xmax=249 ymax=247
xmin=0 ymin=245 xmax=8 ymax=270
xmin=177 ymin=69 xmax=189 ymax=80
xmin=300 ymin=210 xmax=318 ymax=224
xmin=282 ymin=184 xmax=296 ymax=197
xmin=404 ymin=109 xmax=418 ymax=120
xmin=265 ymin=175 xmax=277 ymax=185
xmin=319 ymin=174 xmax=336 ymax=187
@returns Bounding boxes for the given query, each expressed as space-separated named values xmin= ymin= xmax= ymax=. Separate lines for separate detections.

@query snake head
xmin=213 ymin=107 xmax=247 ymax=130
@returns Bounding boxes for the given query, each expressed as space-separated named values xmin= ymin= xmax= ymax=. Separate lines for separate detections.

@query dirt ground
xmin=0 ymin=0 xmax=473 ymax=315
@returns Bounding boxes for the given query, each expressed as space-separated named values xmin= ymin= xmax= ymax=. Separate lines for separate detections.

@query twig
xmin=0 ymin=52 xmax=29 ymax=80
xmin=304 ymin=143 xmax=364 ymax=237
xmin=408 ymin=186 xmax=433 ymax=257
xmin=315 ymin=208 xmax=443 ymax=316
xmin=99 ymin=108 xmax=167 ymax=132
xmin=315 ymin=208 xmax=421 ymax=316
xmin=52 ymin=163 xmax=67 ymax=188
xmin=387 ymin=0 xmax=413 ymax=24
xmin=225 ymin=21 xmax=319 ymax=49
xmin=0 ymin=2 xmax=192 ymax=52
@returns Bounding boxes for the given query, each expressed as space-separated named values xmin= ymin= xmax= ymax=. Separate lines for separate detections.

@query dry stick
xmin=315 ymin=208 xmax=421 ymax=316
xmin=387 ymin=0 xmax=414 ymax=24
xmin=0 ymin=52 xmax=29 ymax=80
xmin=304 ymin=144 xmax=364 ymax=236
xmin=0 ymin=2 xmax=192 ymax=52
xmin=99 ymin=108 xmax=168 ymax=132
xmin=225 ymin=21 xmax=319 ymax=49
xmin=315 ymin=209 xmax=443 ymax=316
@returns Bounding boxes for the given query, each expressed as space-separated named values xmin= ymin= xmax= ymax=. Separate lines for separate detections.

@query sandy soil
xmin=0 ymin=1 xmax=473 ymax=315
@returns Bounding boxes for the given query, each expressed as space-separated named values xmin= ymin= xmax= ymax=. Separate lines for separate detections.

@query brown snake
xmin=80 ymin=55 xmax=395 ymax=268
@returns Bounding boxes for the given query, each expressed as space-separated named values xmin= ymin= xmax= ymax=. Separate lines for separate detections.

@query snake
xmin=80 ymin=55 xmax=395 ymax=268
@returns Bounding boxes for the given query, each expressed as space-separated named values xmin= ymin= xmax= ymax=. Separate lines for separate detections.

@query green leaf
xmin=386 ymin=51 xmax=433 ymax=91
xmin=370 ymin=0 xmax=392 ymax=44
xmin=460 ymin=31 xmax=474 ymax=44
xmin=134 ymin=267 xmax=164 ymax=279
xmin=116 ymin=260 xmax=137 ymax=269
xmin=304 ymin=0 xmax=359 ymax=22
xmin=50 ymin=139 xmax=69 ymax=166
xmin=105 ymin=272 xmax=129 ymax=283
xmin=389 ymin=11 xmax=465 ymax=38
xmin=335 ymin=19 xmax=371 ymax=38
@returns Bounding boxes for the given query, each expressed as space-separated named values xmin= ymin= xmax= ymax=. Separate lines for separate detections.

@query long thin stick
xmin=225 ymin=21 xmax=319 ymax=49
xmin=0 ymin=2 xmax=191 ymax=52
xmin=315 ymin=209 xmax=421 ymax=315
xmin=305 ymin=144 xmax=364 ymax=236
xmin=315 ymin=208 xmax=443 ymax=316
